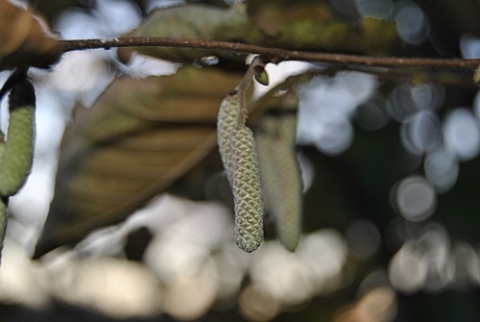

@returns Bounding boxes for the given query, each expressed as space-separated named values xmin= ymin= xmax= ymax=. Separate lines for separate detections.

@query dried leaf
xmin=0 ymin=0 xmax=61 ymax=70
xmin=33 ymin=66 xmax=244 ymax=258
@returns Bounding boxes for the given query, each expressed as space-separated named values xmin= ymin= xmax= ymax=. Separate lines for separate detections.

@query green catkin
xmin=217 ymin=91 xmax=240 ymax=183
xmin=0 ymin=134 xmax=5 ymax=262
xmin=256 ymin=103 xmax=302 ymax=252
xmin=231 ymin=125 xmax=264 ymax=252
xmin=0 ymin=73 xmax=35 ymax=262
xmin=274 ymin=110 xmax=302 ymax=251
xmin=0 ymin=196 xmax=6 ymax=262
xmin=0 ymin=74 xmax=36 ymax=197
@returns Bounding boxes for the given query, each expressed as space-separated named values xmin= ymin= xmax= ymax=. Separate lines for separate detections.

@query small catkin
xmin=0 ymin=75 xmax=36 ymax=197
xmin=273 ymin=110 xmax=302 ymax=251
xmin=256 ymin=105 xmax=302 ymax=252
xmin=231 ymin=125 xmax=264 ymax=252
xmin=217 ymin=91 xmax=240 ymax=183
xmin=0 ymin=196 xmax=6 ymax=262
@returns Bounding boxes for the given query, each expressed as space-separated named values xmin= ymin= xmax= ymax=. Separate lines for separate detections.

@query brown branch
xmin=61 ymin=37 xmax=480 ymax=70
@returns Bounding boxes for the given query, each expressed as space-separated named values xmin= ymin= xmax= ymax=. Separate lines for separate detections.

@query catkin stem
xmin=237 ymin=68 xmax=254 ymax=126
xmin=236 ymin=56 xmax=270 ymax=126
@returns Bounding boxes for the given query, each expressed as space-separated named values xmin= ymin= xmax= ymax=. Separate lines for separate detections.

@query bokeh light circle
xmin=392 ymin=176 xmax=436 ymax=222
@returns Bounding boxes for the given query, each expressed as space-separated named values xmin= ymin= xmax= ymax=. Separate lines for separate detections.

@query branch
xmin=61 ymin=37 xmax=480 ymax=70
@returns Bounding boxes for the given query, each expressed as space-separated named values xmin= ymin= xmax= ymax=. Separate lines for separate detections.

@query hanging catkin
xmin=0 ymin=71 xmax=36 ymax=262
xmin=230 ymin=125 xmax=264 ymax=252
xmin=217 ymin=58 xmax=268 ymax=253
xmin=256 ymin=97 xmax=302 ymax=252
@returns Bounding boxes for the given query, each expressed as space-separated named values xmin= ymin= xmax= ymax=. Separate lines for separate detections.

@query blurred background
xmin=2 ymin=0 xmax=480 ymax=321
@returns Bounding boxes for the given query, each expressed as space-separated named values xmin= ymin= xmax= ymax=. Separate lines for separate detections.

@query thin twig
xmin=235 ymin=56 xmax=270 ymax=125
xmin=61 ymin=37 xmax=480 ymax=69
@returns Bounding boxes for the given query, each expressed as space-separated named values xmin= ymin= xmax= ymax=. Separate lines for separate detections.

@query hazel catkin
xmin=230 ymin=125 xmax=264 ymax=252
xmin=256 ymin=102 xmax=302 ymax=252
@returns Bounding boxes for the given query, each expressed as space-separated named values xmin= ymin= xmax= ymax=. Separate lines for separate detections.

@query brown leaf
xmin=0 ymin=0 xmax=61 ymax=70
xmin=33 ymin=66 xmax=244 ymax=258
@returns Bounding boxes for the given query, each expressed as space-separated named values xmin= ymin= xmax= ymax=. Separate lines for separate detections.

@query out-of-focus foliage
xmin=27 ymin=0 xmax=91 ymax=23
xmin=0 ymin=0 xmax=61 ymax=70
xmin=118 ymin=3 xmax=398 ymax=64
xmin=33 ymin=66 xmax=243 ymax=257
xmin=247 ymin=0 xmax=397 ymax=54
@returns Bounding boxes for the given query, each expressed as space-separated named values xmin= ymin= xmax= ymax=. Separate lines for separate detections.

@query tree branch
xmin=61 ymin=37 xmax=480 ymax=70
